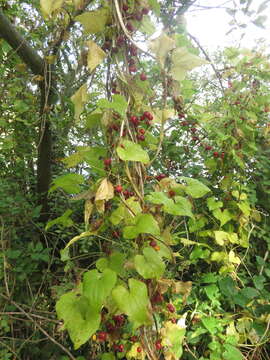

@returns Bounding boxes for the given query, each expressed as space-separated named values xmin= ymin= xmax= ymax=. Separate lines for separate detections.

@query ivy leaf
xmin=161 ymin=321 xmax=185 ymax=360
xmin=149 ymin=33 xmax=175 ymax=67
xmin=123 ymin=213 xmax=160 ymax=239
xmin=96 ymin=252 xmax=125 ymax=275
xmin=76 ymin=8 xmax=110 ymax=34
xmin=134 ymin=247 xmax=165 ymax=279
xmin=181 ymin=177 xmax=211 ymax=198
xmin=139 ymin=15 xmax=156 ymax=35
xmin=71 ymin=83 xmax=88 ymax=121
xmin=56 ymin=292 xmax=100 ymax=349
xmin=40 ymin=0 xmax=64 ymax=18
xmin=213 ymin=208 xmax=233 ymax=226
xmin=110 ymin=197 xmax=142 ymax=225
xmin=117 ymin=140 xmax=149 ymax=164
xmin=83 ymin=269 xmax=117 ymax=312
xmin=171 ymin=47 xmax=208 ymax=81
xmin=201 ymin=317 xmax=220 ymax=335
xmin=146 ymin=192 xmax=193 ymax=217
xmin=97 ymin=94 xmax=128 ymax=116
xmin=86 ymin=40 xmax=106 ymax=72
xmin=207 ymin=197 xmax=223 ymax=211
xmin=45 ymin=209 xmax=73 ymax=231
xmin=223 ymin=344 xmax=243 ymax=360
xmin=112 ymin=279 xmax=152 ymax=329
xmin=49 ymin=173 xmax=84 ymax=194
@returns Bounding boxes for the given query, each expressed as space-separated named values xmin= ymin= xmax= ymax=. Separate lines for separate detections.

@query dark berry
xmin=142 ymin=7 xmax=149 ymax=15
xmin=97 ymin=331 xmax=107 ymax=341
xmin=104 ymin=158 xmax=112 ymax=166
xmin=140 ymin=73 xmax=147 ymax=81
xmin=167 ymin=303 xmax=175 ymax=313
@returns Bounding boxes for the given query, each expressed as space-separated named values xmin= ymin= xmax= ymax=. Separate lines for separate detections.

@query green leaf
xmin=134 ymin=247 xmax=165 ymax=279
xmin=50 ymin=173 xmax=84 ymax=194
xmin=213 ymin=208 xmax=233 ymax=226
xmin=76 ymin=8 xmax=110 ymax=34
xmin=123 ymin=213 xmax=160 ymax=239
xmin=117 ymin=140 xmax=149 ymax=164
xmin=109 ymin=197 xmax=142 ymax=225
xmin=45 ymin=209 xmax=73 ymax=231
xmin=219 ymin=276 xmax=237 ymax=298
xmin=83 ymin=147 xmax=107 ymax=175
xmin=147 ymin=0 xmax=160 ymax=15
xmin=83 ymin=269 xmax=117 ymax=312
xmin=201 ymin=317 xmax=220 ymax=335
xmin=56 ymin=292 xmax=100 ymax=349
xmin=161 ymin=322 xmax=185 ymax=359
xmin=96 ymin=252 xmax=125 ymax=275
xmin=223 ymin=344 xmax=243 ymax=360
xmin=253 ymin=275 xmax=265 ymax=290
xmin=112 ymin=279 xmax=152 ymax=329
xmin=146 ymin=192 xmax=193 ymax=217
xmin=40 ymin=0 xmax=64 ymax=18
xmin=181 ymin=177 xmax=211 ymax=198
xmin=207 ymin=197 xmax=223 ymax=211
xmin=101 ymin=353 xmax=115 ymax=360
xmin=97 ymin=94 xmax=128 ymax=117
xmin=139 ymin=15 xmax=156 ymax=35
xmin=205 ymin=284 xmax=219 ymax=301
xmin=171 ymin=47 xmax=208 ymax=81
xmin=86 ymin=113 xmax=102 ymax=128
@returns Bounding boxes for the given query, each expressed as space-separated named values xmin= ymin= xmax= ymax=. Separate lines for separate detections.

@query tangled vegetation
xmin=0 ymin=0 xmax=269 ymax=359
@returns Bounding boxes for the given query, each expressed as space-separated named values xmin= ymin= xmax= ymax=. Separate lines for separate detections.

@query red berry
xmin=97 ymin=331 xmax=107 ymax=341
xmin=130 ymin=115 xmax=139 ymax=126
xmin=167 ymin=303 xmax=175 ymax=313
xmin=113 ymin=314 xmax=125 ymax=327
xmin=181 ymin=121 xmax=188 ymax=126
xmin=213 ymin=151 xmax=219 ymax=158
xmin=140 ymin=73 xmax=147 ymax=81
xmin=156 ymin=174 xmax=166 ymax=181
xmin=191 ymin=127 xmax=197 ymax=133
xmin=137 ymin=134 xmax=145 ymax=141
xmin=112 ymin=231 xmax=120 ymax=239
xmin=168 ymin=190 xmax=175 ymax=197
xmin=152 ymin=293 xmax=163 ymax=304
xmin=137 ymin=347 xmax=142 ymax=353
xmin=106 ymin=322 xmax=116 ymax=333
xmin=130 ymin=336 xmax=138 ymax=342
xmin=130 ymin=47 xmax=137 ymax=56
xmin=143 ymin=111 xmax=153 ymax=120
xmin=116 ymin=35 xmax=125 ymax=47
xmin=205 ymin=145 xmax=212 ymax=151
xmin=118 ymin=344 xmax=124 ymax=352
xmin=192 ymin=136 xmax=199 ymax=141
xmin=155 ymin=341 xmax=162 ymax=350
xmin=126 ymin=22 xmax=134 ymax=32
xmin=129 ymin=65 xmax=137 ymax=73
xmin=171 ymin=318 xmax=177 ymax=324
xmin=115 ymin=185 xmax=123 ymax=193
xmin=138 ymin=128 xmax=145 ymax=134
xmin=104 ymin=158 xmax=112 ymax=166
xmin=142 ymin=7 xmax=149 ymax=15
xmin=122 ymin=4 xmax=129 ymax=12
xmin=220 ymin=152 xmax=225 ymax=159
xmin=150 ymin=240 xmax=157 ymax=247
xmin=129 ymin=58 xmax=136 ymax=65
xmin=140 ymin=114 xmax=146 ymax=121
xmin=135 ymin=12 xmax=143 ymax=21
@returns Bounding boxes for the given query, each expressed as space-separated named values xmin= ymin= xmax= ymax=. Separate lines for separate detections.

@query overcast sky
xmin=186 ymin=0 xmax=270 ymax=52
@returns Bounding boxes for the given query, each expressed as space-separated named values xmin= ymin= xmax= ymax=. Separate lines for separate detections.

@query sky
xmin=185 ymin=0 xmax=270 ymax=52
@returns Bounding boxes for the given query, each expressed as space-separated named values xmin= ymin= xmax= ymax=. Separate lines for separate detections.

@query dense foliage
xmin=0 ymin=0 xmax=269 ymax=359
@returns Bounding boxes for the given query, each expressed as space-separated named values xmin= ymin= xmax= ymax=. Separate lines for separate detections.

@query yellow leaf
xmin=171 ymin=47 xmax=208 ymax=81
xmin=84 ymin=199 xmax=93 ymax=226
xmin=228 ymin=250 xmax=241 ymax=264
xmin=214 ymin=231 xmax=229 ymax=245
xmin=95 ymin=178 xmax=114 ymax=202
xmin=86 ymin=40 xmax=106 ymax=72
xmin=76 ymin=8 xmax=109 ymax=34
xmin=149 ymin=33 xmax=175 ymax=67
xmin=126 ymin=342 xmax=146 ymax=359
xmin=40 ymin=0 xmax=64 ymax=18
xmin=65 ymin=231 xmax=94 ymax=248
xmin=71 ymin=83 xmax=88 ymax=121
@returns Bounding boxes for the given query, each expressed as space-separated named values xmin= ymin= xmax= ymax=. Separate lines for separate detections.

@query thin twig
xmin=0 ymin=294 xmax=76 ymax=360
